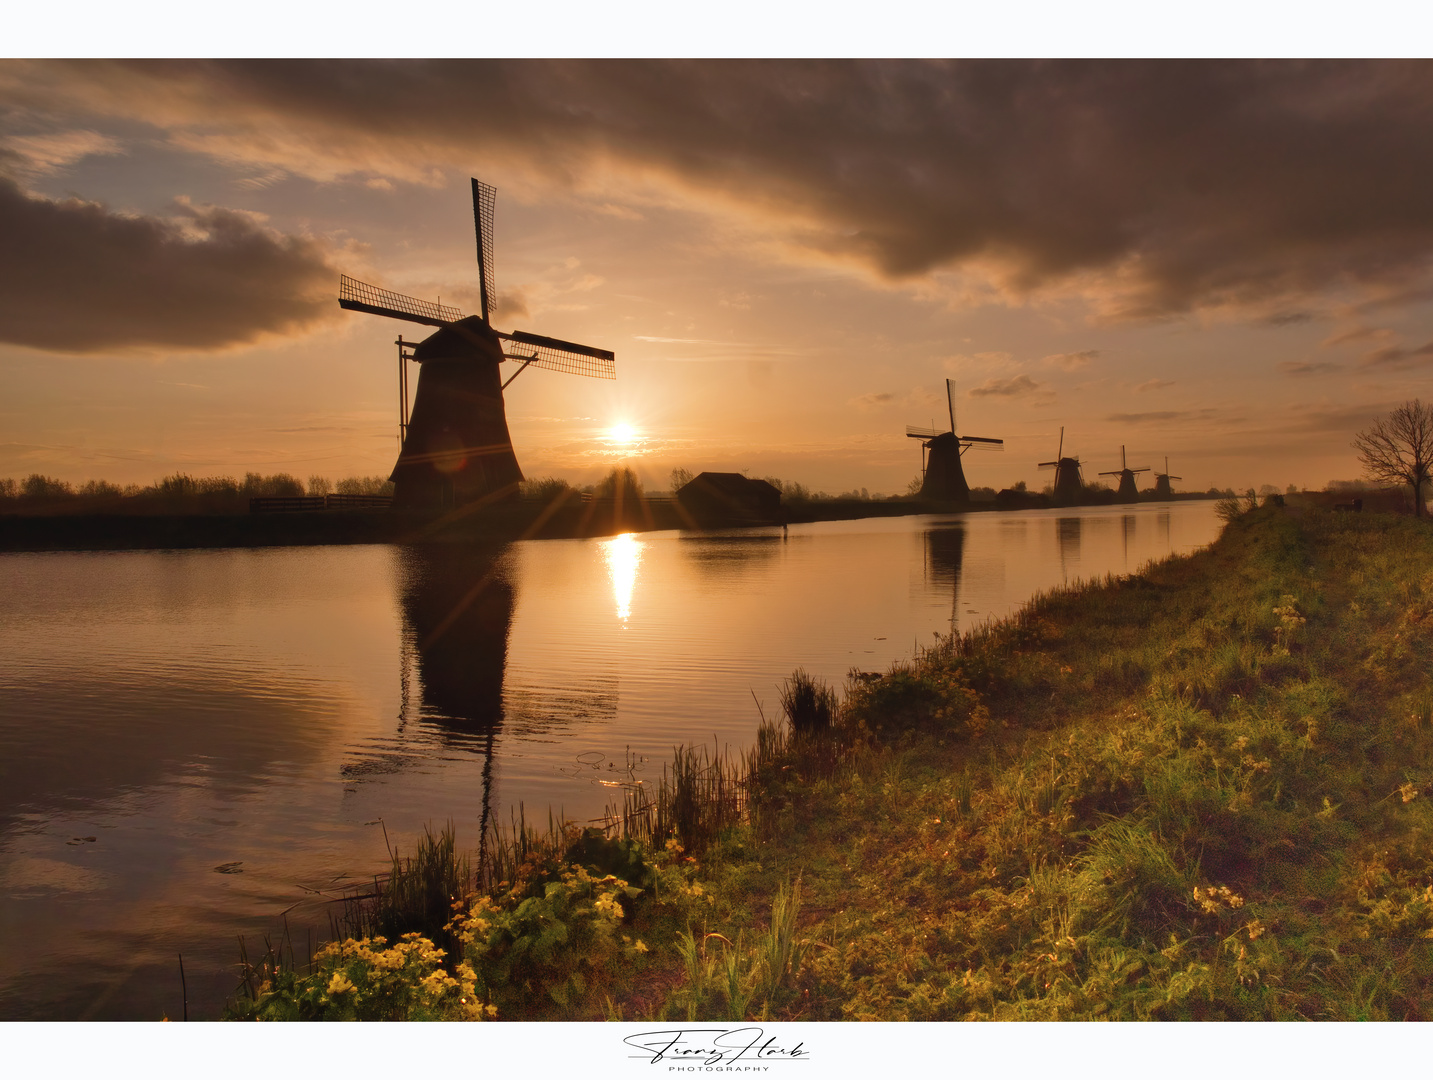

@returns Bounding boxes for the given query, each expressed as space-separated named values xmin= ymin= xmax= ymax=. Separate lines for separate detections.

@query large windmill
xmin=1154 ymin=457 xmax=1182 ymax=499
xmin=1038 ymin=427 xmax=1083 ymax=505
xmin=1099 ymin=445 xmax=1150 ymax=502
xmin=905 ymin=379 xmax=1003 ymax=501
xmin=338 ymin=178 xmax=615 ymax=510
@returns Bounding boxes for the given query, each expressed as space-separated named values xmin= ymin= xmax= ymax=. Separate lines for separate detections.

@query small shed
xmin=677 ymin=472 xmax=782 ymax=522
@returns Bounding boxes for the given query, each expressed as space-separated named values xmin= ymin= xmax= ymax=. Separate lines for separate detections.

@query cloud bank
xmin=7 ymin=60 xmax=1433 ymax=343
xmin=0 ymin=177 xmax=339 ymax=353
xmin=969 ymin=374 xmax=1041 ymax=397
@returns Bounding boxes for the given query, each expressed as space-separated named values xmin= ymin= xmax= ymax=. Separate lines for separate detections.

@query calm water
xmin=0 ymin=501 xmax=1220 ymax=1019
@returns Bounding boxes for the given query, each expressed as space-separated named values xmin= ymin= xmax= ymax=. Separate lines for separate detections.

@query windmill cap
xmin=411 ymin=316 xmax=503 ymax=363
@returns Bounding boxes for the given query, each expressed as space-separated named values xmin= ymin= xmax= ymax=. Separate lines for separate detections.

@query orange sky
xmin=4 ymin=60 xmax=1433 ymax=496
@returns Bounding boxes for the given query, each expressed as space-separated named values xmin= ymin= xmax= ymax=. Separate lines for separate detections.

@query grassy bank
xmin=229 ymin=503 xmax=1433 ymax=1020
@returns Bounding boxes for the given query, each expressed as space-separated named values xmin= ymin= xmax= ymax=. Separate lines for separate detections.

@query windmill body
xmin=1099 ymin=445 xmax=1151 ymax=503
xmin=1114 ymin=472 xmax=1142 ymax=502
xmin=920 ymin=432 xmax=971 ymax=501
xmin=1154 ymin=457 xmax=1182 ymax=499
xmin=906 ymin=380 xmax=1002 ymax=502
xmin=1039 ymin=427 xmax=1084 ymax=505
xmin=390 ymin=318 xmax=523 ymax=508
xmin=338 ymin=179 xmax=615 ymax=511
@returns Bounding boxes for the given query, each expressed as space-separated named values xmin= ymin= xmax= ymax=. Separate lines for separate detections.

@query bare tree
xmin=1353 ymin=399 xmax=1433 ymax=517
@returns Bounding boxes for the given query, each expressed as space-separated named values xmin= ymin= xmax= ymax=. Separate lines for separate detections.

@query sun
xmin=608 ymin=423 xmax=638 ymax=445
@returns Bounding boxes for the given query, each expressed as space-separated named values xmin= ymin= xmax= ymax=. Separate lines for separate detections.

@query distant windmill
xmin=338 ymin=178 xmax=615 ymax=509
xmin=1099 ymin=445 xmax=1150 ymax=503
xmin=1038 ymin=427 xmax=1083 ymax=505
xmin=905 ymin=379 xmax=1003 ymax=501
xmin=1094 ymin=444 xmax=1152 ymax=504
xmin=1154 ymin=457 xmax=1182 ymax=499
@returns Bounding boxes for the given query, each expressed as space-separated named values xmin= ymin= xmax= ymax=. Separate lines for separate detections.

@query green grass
xmin=229 ymin=503 xmax=1433 ymax=1021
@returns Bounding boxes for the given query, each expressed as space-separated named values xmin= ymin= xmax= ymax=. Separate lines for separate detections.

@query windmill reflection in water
xmin=923 ymin=521 xmax=967 ymax=635
xmin=395 ymin=543 xmax=516 ymax=864
xmin=392 ymin=537 xmax=643 ymax=865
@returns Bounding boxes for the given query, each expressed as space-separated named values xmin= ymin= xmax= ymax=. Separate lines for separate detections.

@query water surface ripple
xmin=0 ymin=502 xmax=1220 ymax=1019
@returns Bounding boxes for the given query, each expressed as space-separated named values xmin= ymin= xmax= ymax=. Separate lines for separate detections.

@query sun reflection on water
xmin=601 ymin=532 xmax=644 ymax=623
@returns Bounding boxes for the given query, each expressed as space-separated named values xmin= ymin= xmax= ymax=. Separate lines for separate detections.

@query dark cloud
xmin=1279 ymin=400 xmax=1404 ymax=437
xmin=0 ymin=176 xmax=339 ymax=354
xmin=1358 ymin=339 xmax=1433 ymax=369
xmin=497 ymin=288 xmax=531 ymax=320
xmin=1105 ymin=411 xmax=1187 ymax=423
xmin=969 ymin=374 xmax=1040 ymax=397
xmin=1321 ymin=324 xmax=1393 ymax=347
xmin=1043 ymin=350 xmax=1100 ymax=370
xmin=1279 ymin=360 xmax=1343 ymax=376
xmin=8 ymin=60 xmax=1433 ymax=322
xmin=1135 ymin=378 xmax=1175 ymax=392
xmin=850 ymin=391 xmax=894 ymax=409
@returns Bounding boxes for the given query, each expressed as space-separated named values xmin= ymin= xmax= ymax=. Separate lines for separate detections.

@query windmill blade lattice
xmin=906 ymin=424 xmax=944 ymax=439
xmin=472 ymin=179 xmax=497 ymax=323
xmin=500 ymin=330 xmax=614 ymax=380
xmin=335 ymin=176 xmax=618 ymax=510
xmin=339 ymin=275 xmax=462 ymax=328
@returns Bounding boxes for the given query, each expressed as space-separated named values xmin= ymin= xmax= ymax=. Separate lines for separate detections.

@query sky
xmin=5 ymin=59 xmax=1433 ymax=496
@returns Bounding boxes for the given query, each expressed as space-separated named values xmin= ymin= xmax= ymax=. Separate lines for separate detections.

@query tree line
xmin=0 ymin=472 xmax=394 ymax=509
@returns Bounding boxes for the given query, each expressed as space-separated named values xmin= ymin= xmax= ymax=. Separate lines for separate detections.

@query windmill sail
xmin=472 ymin=178 xmax=496 ymax=324
xmin=906 ymin=424 xmax=945 ymax=439
xmin=906 ymin=379 xmax=1004 ymax=502
xmin=338 ymin=177 xmax=615 ymax=510
xmin=1039 ymin=426 xmax=1083 ymax=505
xmin=339 ymin=275 xmax=461 ymax=328
xmin=339 ymin=276 xmax=614 ymax=380
xmin=503 ymin=331 xmax=614 ymax=379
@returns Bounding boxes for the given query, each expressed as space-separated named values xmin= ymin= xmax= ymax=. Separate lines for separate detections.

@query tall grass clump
xmin=614 ymin=740 xmax=746 ymax=855
xmin=666 ymin=878 xmax=810 ymax=1021
xmin=779 ymin=669 xmax=838 ymax=734
xmin=338 ymin=822 xmax=470 ymax=961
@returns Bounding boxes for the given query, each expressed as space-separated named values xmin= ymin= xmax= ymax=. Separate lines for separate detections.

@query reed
xmin=337 ymin=822 xmax=470 ymax=960
xmin=610 ymin=739 xmax=747 ymax=853
xmin=779 ymin=668 xmax=838 ymax=734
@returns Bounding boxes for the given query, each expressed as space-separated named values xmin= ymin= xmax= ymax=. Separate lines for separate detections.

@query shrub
xmin=563 ymin=827 xmax=657 ymax=893
xmin=1215 ymin=495 xmax=1244 ymax=523
xmin=594 ymin=467 xmax=643 ymax=501
xmin=240 ymin=472 xmax=304 ymax=497
xmin=198 ymin=476 xmax=240 ymax=497
xmin=335 ymin=475 xmax=395 ymax=496
xmin=455 ymin=865 xmax=647 ymax=1015
xmin=845 ymin=665 xmax=988 ymax=741
xmin=21 ymin=473 xmax=73 ymax=498
xmin=155 ymin=473 xmax=198 ymax=498
xmin=520 ymin=476 xmax=574 ymax=501
xmin=228 ymin=933 xmax=489 ymax=1021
